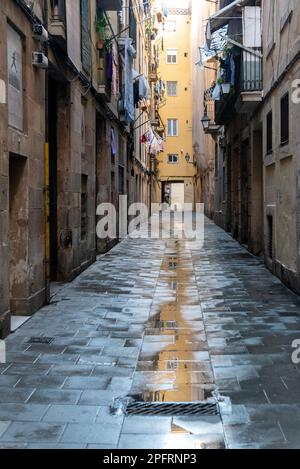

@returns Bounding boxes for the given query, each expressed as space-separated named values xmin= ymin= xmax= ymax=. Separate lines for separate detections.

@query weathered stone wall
xmin=261 ymin=0 xmax=300 ymax=294
xmin=0 ymin=1 xmax=46 ymax=337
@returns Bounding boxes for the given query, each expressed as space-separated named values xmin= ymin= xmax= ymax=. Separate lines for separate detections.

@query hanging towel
xmin=139 ymin=76 xmax=151 ymax=100
xmin=124 ymin=38 xmax=135 ymax=123
xmin=111 ymin=42 xmax=119 ymax=97
xmin=111 ymin=128 xmax=117 ymax=156
xmin=230 ymin=56 xmax=235 ymax=86
xmin=106 ymin=51 xmax=113 ymax=82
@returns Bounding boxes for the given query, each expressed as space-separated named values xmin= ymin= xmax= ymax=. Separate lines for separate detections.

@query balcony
xmin=215 ymin=49 xmax=262 ymax=125
xmin=49 ymin=0 xmax=66 ymax=46
xmin=236 ymin=49 xmax=263 ymax=113
xmin=207 ymin=0 xmax=263 ymax=125
xmin=203 ymin=92 xmax=221 ymax=138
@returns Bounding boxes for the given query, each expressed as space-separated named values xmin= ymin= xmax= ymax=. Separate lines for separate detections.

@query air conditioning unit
xmin=97 ymin=0 xmax=122 ymax=11
xmin=32 ymin=52 xmax=48 ymax=69
xmin=32 ymin=24 xmax=48 ymax=43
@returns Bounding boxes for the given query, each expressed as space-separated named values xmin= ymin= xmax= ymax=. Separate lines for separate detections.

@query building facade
xmin=153 ymin=0 xmax=197 ymax=209
xmin=200 ymin=0 xmax=300 ymax=295
xmin=0 ymin=0 xmax=154 ymax=338
xmin=191 ymin=0 xmax=218 ymax=217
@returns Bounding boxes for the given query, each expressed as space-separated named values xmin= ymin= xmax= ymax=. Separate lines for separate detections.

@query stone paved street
xmin=1 ymin=217 xmax=300 ymax=449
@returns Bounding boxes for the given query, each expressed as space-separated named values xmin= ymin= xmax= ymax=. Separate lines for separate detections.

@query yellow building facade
xmin=155 ymin=5 xmax=196 ymax=208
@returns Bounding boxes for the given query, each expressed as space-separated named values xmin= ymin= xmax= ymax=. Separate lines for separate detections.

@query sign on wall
xmin=7 ymin=24 xmax=23 ymax=131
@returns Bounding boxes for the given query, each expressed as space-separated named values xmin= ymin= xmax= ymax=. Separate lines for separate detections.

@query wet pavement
xmin=1 ymin=215 xmax=300 ymax=448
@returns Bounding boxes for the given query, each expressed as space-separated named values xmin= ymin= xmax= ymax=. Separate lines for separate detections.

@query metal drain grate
xmin=27 ymin=337 xmax=54 ymax=344
xmin=126 ymin=401 xmax=219 ymax=416
xmin=155 ymin=320 xmax=178 ymax=329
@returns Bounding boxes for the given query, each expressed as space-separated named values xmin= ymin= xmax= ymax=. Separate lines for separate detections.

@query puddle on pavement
xmin=130 ymin=239 xmax=217 ymax=403
xmin=121 ymin=236 xmax=225 ymax=449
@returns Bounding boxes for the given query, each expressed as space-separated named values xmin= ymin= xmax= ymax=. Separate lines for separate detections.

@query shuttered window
xmin=266 ymin=111 xmax=272 ymax=154
xmin=167 ymin=119 xmax=178 ymax=136
xmin=280 ymin=93 xmax=289 ymax=145
xmin=80 ymin=0 xmax=91 ymax=74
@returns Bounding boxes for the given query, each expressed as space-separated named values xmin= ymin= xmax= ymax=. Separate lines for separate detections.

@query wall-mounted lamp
xmin=185 ymin=153 xmax=197 ymax=167
xmin=201 ymin=113 xmax=211 ymax=131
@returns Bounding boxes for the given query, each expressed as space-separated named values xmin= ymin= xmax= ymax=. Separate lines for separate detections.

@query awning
xmin=206 ymin=0 xmax=251 ymax=44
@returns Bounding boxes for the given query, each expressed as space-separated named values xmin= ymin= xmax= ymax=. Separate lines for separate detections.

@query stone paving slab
xmin=0 ymin=216 xmax=300 ymax=448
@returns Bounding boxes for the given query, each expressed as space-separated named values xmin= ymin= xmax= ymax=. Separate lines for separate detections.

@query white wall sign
xmin=0 ymin=340 xmax=6 ymax=364
xmin=0 ymin=79 xmax=6 ymax=104
xmin=7 ymin=24 xmax=23 ymax=130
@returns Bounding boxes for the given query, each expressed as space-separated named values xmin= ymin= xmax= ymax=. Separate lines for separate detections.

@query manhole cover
xmin=27 ymin=337 xmax=54 ymax=344
xmin=125 ymin=401 xmax=219 ymax=416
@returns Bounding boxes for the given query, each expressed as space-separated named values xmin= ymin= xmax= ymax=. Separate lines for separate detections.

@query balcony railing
xmin=240 ymin=50 xmax=262 ymax=92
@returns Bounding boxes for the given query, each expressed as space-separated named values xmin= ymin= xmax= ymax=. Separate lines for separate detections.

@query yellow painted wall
xmin=156 ymin=12 xmax=196 ymax=201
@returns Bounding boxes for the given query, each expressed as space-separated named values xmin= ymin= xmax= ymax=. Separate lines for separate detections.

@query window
xmin=166 ymin=49 xmax=178 ymax=64
xmin=129 ymin=0 xmax=137 ymax=45
xmin=165 ymin=20 xmax=176 ymax=32
xmin=118 ymin=165 xmax=124 ymax=194
xmin=167 ymin=119 xmax=178 ymax=136
xmin=279 ymin=0 xmax=293 ymax=32
xmin=266 ymin=1 xmax=275 ymax=56
xmin=80 ymin=0 xmax=91 ymax=73
xmin=280 ymin=93 xmax=289 ymax=145
xmin=168 ymin=154 xmax=179 ymax=164
xmin=81 ymin=98 xmax=86 ymax=157
xmin=266 ymin=111 xmax=273 ymax=154
xmin=167 ymin=81 xmax=178 ymax=96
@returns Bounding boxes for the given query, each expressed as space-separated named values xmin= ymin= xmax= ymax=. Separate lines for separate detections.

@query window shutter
xmin=81 ymin=0 xmax=91 ymax=73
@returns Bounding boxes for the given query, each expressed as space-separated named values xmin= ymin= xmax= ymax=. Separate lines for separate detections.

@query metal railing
xmin=240 ymin=49 xmax=262 ymax=92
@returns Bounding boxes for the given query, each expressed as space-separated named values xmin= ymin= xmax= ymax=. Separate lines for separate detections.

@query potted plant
xmin=95 ymin=11 xmax=107 ymax=49
xmin=217 ymin=77 xmax=230 ymax=94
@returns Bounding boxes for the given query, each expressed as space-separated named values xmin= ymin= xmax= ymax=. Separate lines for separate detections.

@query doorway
xmin=241 ymin=139 xmax=250 ymax=245
xmin=9 ymin=153 xmax=28 ymax=314
xmin=162 ymin=181 xmax=185 ymax=210
xmin=251 ymin=127 xmax=263 ymax=255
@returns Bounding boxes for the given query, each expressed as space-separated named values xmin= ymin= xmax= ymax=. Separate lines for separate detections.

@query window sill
xmin=278 ymin=143 xmax=293 ymax=160
xmin=264 ymin=151 xmax=275 ymax=166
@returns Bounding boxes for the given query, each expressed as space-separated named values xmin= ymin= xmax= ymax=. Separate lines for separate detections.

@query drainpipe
xmin=44 ymin=0 xmax=50 ymax=303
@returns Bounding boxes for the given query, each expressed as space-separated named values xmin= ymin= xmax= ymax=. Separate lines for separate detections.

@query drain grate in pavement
xmin=125 ymin=400 xmax=219 ymax=416
xmin=155 ymin=320 xmax=178 ymax=329
xmin=27 ymin=337 xmax=54 ymax=344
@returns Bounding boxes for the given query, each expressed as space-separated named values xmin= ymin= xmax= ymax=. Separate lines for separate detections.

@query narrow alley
xmin=2 ymin=0 xmax=300 ymax=455
xmin=1 ymin=217 xmax=300 ymax=449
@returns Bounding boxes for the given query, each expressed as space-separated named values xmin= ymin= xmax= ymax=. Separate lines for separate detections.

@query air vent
xmin=28 ymin=337 xmax=54 ymax=344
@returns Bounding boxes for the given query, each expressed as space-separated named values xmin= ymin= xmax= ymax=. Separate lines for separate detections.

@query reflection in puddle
xmin=131 ymin=238 xmax=216 ymax=403
xmin=125 ymin=236 xmax=225 ymax=448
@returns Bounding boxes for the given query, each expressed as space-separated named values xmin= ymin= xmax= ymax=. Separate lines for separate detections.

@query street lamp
xmin=201 ymin=112 xmax=211 ymax=131
xmin=185 ymin=153 xmax=191 ymax=163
